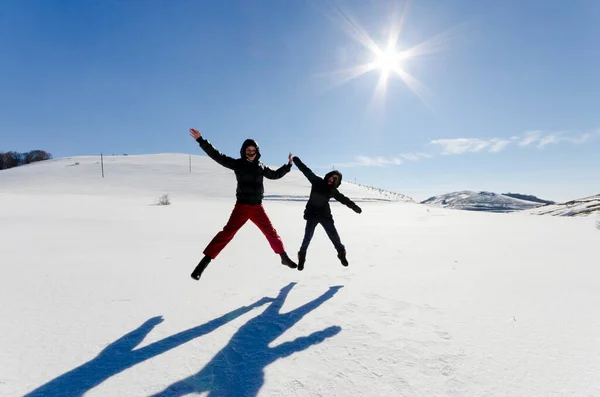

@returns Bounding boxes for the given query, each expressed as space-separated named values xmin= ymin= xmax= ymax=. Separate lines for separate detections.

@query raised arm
xmin=333 ymin=190 xmax=362 ymax=214
xmin=263 ymin=163 xmax=292 ymax=180
xmin=263 ymin=152 xmax=293 ymax=180
xmin=189 ymin=128 xmax=236 ymax=170
xmin=292 ymin=156 xmax=322 ymax=184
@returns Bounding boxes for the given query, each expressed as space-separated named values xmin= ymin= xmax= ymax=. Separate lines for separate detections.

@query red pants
xmin=204 ymin=204 xmax=285 ymax=259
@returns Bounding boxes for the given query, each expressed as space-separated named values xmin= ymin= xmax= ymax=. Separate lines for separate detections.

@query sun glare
xmin=319 ymin=0 xmax=452 ymax=108
xmin=371 ymin=46 xmax=404 ymax=74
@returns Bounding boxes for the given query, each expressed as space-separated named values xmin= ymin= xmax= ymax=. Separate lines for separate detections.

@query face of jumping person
xmin=328 ymin=174 xmax=339 ymax=186
xmin=245 ymin=146 xmax=257 ymax=161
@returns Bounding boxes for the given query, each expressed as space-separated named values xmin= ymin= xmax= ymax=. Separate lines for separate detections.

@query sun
xmin=371 ymin=45 xmax=405 ymax=75
xmin=318 ymin=1 xmax=452 ymax=108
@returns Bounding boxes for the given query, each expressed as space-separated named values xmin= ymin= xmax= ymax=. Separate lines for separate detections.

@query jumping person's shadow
xmin=150 ymin=282 xmax=343 ymax=397
xmin=23 ymin=297 xmax=273 ymax=397
xmin=24 ymin=282 xmax=342 ymax=397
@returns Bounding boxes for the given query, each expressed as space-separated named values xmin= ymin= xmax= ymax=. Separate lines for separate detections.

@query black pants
xmin=299 ymin=217 xmax=345 ymax=253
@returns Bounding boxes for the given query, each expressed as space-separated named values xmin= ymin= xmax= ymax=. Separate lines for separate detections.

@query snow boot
xmin=297 ymin=251 xmax=306 ymax=271
xmin=337 ymin=250 xmax=348 ymax=267
xmin=280 ymin=251 xmax=298 ymax=269
xmin=191 ymin=255 xmax=211 ymax=280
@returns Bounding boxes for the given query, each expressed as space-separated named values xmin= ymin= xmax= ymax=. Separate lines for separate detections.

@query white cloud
xmin=537 ymin=134 xmax=561 ymax=147
xmin=398 ymin=152 xmax=432 ymax=161
xmin=430 ymin=130 xmax=595 ymax=155
xmin=356 ymin=156 xmax=403 ymax=167
xmin=489 ymin=139 xmax=512 ymax=153
xmin=331 ymin=157 xmax=398 ymax=168
xmin=335 ymin=129 xmax=597 ymax=168
xmin=560 ymin=132 xmax=593 ymax=145
xmin=573 ymin=133 xmax=593 ymax=143
xmin=517 ymin=130 xmax=542 ymax=147
xmin=517 ymin=131 xmax=594 ymax=148
xmin=429 ymin=138 xmax=492 ymax=155
xmin=334 ymin=152 xmax=433 ymax=168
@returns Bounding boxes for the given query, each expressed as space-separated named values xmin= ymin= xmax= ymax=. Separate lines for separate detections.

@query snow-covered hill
xmin=421 ymin=190 xmax=543 ymax=212
xmin=526 ymin=193 xmax=600 ymax=217
xmin=0 ymin=154 xmax=414 ymax=203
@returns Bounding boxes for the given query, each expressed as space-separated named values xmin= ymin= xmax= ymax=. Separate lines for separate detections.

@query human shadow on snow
xmin=24 ymin=282 xmax=341 ymax=397
xmin=150 ymin=282 xmax=343 ymax=397
xmin=24 ymin=296 xmax=272 ymax=397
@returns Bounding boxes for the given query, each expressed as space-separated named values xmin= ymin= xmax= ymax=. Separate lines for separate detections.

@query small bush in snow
xmin=157 ymin=194 xmax=171 ymax=206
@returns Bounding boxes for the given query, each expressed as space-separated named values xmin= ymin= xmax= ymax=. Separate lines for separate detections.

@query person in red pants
xmin=189 ymin=128 xmax=298 ymax=281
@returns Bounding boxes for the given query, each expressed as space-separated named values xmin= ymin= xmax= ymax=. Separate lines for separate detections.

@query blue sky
xmin=1 ymin=0 xmax=599 ymax=202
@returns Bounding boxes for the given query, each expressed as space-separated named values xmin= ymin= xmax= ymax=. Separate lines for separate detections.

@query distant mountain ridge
xmin=525 ymin=193 xmax=600 ymax=217
xmin=421 ymin=191 xmax=546 ymax=213
xmin=502 ymin=193 xmax=555 ymax=205
xmin=422 ymin=190 xmax=600 ymax=217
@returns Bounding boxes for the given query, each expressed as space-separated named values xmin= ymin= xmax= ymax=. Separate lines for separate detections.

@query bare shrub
xmin=157 ymin=194 xmax=171 ymax=206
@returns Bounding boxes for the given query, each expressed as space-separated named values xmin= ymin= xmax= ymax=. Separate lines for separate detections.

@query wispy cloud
xmin=356 ymin=156 xmax=403 ymax=167
xmin=489 ymin=139 xmax=514 ymax=152
xmin=428 ymin=137 xmax=515 ymax=154
xmin=517 ymin=130 xmax=542 ymax=147
xmin=517 ymin=130 xmax=595 ymax=148
xmin=430 ymin=138 xmax=492 ymax=154
xmin=431 ymin=130 xmax=596 ymax=154
xmin=399 ymin=152 xmax=434 ymax=161
xmin=334 ymin=156 xmax=401 ymax=168
xmin=538 ymin=132 xmax=593 ymax=147
xmin=326 ymin=129 xmax=597 ymax=169
xmin=334 ymin=152 xmax=431 ymax=168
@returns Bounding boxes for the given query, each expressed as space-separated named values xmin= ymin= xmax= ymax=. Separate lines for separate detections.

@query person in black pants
xmin=292 ymin=156 xmax=362 ymax=270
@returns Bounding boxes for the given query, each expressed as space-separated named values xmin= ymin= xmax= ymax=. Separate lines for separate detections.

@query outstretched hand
xmin=189 ymin=128 xmax=202 ymax=140
xmin=288 ymin=152 xmax=293 ymax=165
xmin=353 ymin=205 xmax=362 ymax=214
xmin=143 ymin=316 xmax=164 ymax=326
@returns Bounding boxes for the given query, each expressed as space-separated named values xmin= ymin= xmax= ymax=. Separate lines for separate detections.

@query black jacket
xmin=293 ymin=156 xmax=361 ymax=220
xmin=197 ymin=137 xmax=291 ymax=205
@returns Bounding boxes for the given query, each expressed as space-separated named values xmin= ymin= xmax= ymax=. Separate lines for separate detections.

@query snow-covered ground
xmin=1 ymin=154 xmax=599 ymax=396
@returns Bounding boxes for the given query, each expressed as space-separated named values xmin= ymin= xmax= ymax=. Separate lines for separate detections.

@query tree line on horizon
xmin=0 ymin=150 xmax=52 ymax=170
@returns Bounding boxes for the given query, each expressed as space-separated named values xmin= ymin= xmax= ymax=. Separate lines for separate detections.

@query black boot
xmin=297 ymin=251 xmax=306 ymax=271
xmin=191 ymin=255 xmax=211 ymax=280
xmin=280 ymin=251 xmax=298 ymax=269
xmin=337 ymin=250 xmax=348 ymax=267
